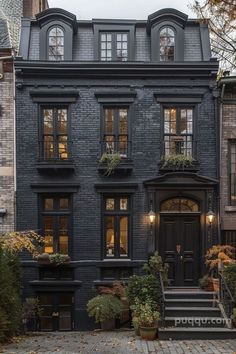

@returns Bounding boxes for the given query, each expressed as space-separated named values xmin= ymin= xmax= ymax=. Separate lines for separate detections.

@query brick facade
xmin=15 ymin=7 xmax=219 ymax=331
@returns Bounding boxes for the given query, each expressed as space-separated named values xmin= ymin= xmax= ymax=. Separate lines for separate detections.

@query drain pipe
xmin=218 ymin=83 xmax=226 ymax=244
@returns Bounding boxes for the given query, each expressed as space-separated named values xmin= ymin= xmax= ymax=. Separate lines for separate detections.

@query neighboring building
xmin=0 ymin=0 xmax=48 ymax=233
xmin=219 ymin=76 xmax=236 ymax=251
xmin=15 ymin=8 xmax=219 ymax=331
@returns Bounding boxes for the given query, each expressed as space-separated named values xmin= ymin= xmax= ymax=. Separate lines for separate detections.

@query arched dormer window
xmin=160 ymin=27 xmax=175 ymax=61
xmin=48 ymin=26 xmax=64 ymax=61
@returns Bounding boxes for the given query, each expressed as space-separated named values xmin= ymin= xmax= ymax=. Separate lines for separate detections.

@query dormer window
xmin=160 ymin=27 xmax=175 ymax=62
xmin=48 ymin=26 xmax=64 ymax=61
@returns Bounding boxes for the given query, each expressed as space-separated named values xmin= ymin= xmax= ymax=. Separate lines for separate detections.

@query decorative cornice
xmin=147 ymin=8 xmax=188 ymax=34
xmin=35 ymin=8 xmax=78 ymax=33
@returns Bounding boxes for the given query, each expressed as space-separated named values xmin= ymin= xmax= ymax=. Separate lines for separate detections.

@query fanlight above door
xmin=161 ymin=197 xmax=199 ymax=212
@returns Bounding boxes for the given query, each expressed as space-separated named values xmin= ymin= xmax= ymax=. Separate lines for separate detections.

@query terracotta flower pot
xmin=212 ymin=278 xmax=220 ymax=292
xmin=139 ymin=326 xmax=157 ymax=340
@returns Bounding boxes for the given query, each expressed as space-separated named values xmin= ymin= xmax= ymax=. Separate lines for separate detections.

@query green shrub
xmin=126 ymin=275 xmax=161 ymax=310
xmin=87 ymin=294 xmax=123 ymax=323
xmin=0 ymin=250 xmax=22 ymax=342
xmin=143 ymin=252 xmax=169 ymax=286
xmin=223 ymin=263 xmax=236 ymax=299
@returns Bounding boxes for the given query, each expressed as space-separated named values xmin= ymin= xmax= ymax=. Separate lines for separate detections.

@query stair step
xmin=164 ymin=291 xmax=217 ymax=300
xmin=165 ymin=307 xmax=221 ymax=317
xmin=165 ymin=298 xmax=218 ymax=307
xmin=158 ymin=327 xmax=236 ymax=340
xmin=164 ymin=317 xmax=228 ymax=328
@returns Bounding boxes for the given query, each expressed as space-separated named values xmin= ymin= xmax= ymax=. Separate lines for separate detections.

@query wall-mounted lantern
xmin=148 ymin=209 xmax=156 ymax=225
xmin=206 ymin=210 xmax=215 ymax=224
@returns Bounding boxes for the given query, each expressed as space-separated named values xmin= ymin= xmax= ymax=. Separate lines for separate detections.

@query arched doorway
xmin=159 ymin=197 xmax=201 ymax=286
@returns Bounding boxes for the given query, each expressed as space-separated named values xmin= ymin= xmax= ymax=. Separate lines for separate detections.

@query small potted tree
xmin=137 ymin=301 xmax=160 ymax=340
xmin=87 ymin=294 xmax=123 ymax=330
xmin=205 ymin=245 xmax=235 ymax=291
xmin=199 ymin=275 xmax=214 ymax=291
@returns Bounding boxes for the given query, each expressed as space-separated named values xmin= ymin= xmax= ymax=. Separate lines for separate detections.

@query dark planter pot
xmin=139 ymin=326 xmax=157 ymax=340
xmin=24 ymin=317 xmax=39 ymax=332
xmin=101 ymin=319 xmax=116 ymax=331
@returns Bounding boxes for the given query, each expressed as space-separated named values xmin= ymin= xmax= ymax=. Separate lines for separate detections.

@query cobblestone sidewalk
xmin=0 ymin=331 xmax=236 ymax=354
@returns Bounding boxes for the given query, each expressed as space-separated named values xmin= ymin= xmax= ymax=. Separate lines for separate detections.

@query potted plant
xmin=199 ymin=275 xmax=214 ymax=291
xmin=205 ymin=245 xmax=235 ymax=291
xmin=161 ymin=154 xmax=195 ymax=170
xmin=37 ymin=253 xmax=70 ymax=266
xmin=137 ymin=301 xmax=160 ymax=340
xmin=232 ymin=308 xmax=236 ymax=328
xmin=143 ymin=251 xmax=169 ymax=287
xmin=99 ymin=152 xmax=121 ymax=176
xmin=87 ymin=294 xmax=123 ymax=330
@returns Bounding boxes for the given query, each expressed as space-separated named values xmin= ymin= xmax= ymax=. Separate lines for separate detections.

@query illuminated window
xmin=41 ymin=107 xmax=69 ymax=160
xmin=103 ymin=107 xmax=129 ymax=157
xmin=103 ymin=196 xmax=130 ymax=258
xmin=164 ymin=107 xmax=193 ymax=156
xmin=161 ymin=197 xmax=199 ymax=212
xmin=41 ymin=196 xmax=70 ymax=254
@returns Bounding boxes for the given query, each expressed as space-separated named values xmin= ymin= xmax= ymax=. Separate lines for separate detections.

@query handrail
xmin=219 ymin=272 xmax=235 ymax=326
xmin=158 ymin=271 xmax=166 ymax=325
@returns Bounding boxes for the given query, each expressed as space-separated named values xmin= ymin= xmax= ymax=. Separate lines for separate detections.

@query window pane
xmin=57 ymin=109 xmax=67 ymax=134
xmin=60 ymin=198 xmax=69 ymax=209
xmin=58 ymin=136 xmax=68 ymax=159
xmin=230 ymin=142 xmax=236 ymax=205
xmin=120 ymin=198 xmax=128 ymax=210
xmin=119 ymin=109 xmax=128 ymax=134
xmin=44 ymin=198 xmax=54 ymax=210
xmin=105 ymin=216 xmax=115 ymax=257
xmin=120 ymin=216 xmax=128 ymax=256
xmin=59 ymin=216 xmax=68 ymax=254
xmin=105 ymin=136 xmax=115 ymax=154
xmin=43 ymin=109 xmax=53 ymax=134
xmin=160 ymin=27 xmax=175 ymax=62
xmin=44 ymin=136 xmax=54 ymax=159
xmin=48 ymin=26 xmax=64 ymax=61
xmin=105 ymin=109 xmax=114 ymax=134
xmin=106 ymin=198 xmax=115 ymax=210
xmin=44 ymin=216 xmax=54 ymax=254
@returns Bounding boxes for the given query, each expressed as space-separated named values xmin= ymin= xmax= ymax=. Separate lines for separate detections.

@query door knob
xmin=52 ymin=312 xmax=59 ymax=317
xmin=180 ymin=255 xmax=183 ymax=260
xmin=176 ymin=244 xmax=181 ymax=254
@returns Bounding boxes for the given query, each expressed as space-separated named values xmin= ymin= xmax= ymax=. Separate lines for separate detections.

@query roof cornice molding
xmin=35 ymin=8 xmax=78 ymax=33
xmin=147 ymin=8 xmax=188 ymax=34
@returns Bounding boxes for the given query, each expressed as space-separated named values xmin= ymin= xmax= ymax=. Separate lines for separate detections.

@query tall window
xmin=42 ymin=107 xmax=68 ymax=160
xmin=100 ymin=32 xmax=128 ymax=61
xmin=103 ymin=107 xmax=129 ymax=157
xmin=160 ymin=27 xmax=175 ymax=62
xmin=41 ymin=196 xmax=71 ymax=254
xmin=164 ymin=107 xmax=193 ymax=156
xmin=230 ymin=141 xmax=236 ymax=205
xmin=103 ymin=196 xmax=130 ymax=258
xmin=48 ymin=26 xmax=64 ymax=61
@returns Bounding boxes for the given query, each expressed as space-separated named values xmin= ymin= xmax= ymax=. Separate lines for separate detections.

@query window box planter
xmin=98 ymin=154 xmax=133 ymax=176
xmin=159 ymin=155 xmax=199 ymax=173
xmin=37 ymin=253 xmax=71 ymax=266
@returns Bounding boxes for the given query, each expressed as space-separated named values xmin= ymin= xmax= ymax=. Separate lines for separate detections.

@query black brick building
xmin=15 ymin=7 xmax=219 ymax=331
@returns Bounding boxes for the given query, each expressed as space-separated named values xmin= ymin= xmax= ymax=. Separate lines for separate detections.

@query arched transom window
xmin=160 ymin=27 xmax=175 ymax=62
xmin=48 ymin=26 xmax=64 ymax=61
xmin=161 ymin=197 xmax=199 ymax=212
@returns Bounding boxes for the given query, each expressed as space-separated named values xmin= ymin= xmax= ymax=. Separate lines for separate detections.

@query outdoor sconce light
xmin=148 ymin=209 xmax=156 ymax=224
xmin=206 ymin=210 xmax=215 ymax=224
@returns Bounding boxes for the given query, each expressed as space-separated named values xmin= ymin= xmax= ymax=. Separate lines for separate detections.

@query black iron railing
xmin=38 ymin=140 xmax=73 ymax=162
xmin=158 ymin=272 xmax=166 ymax=325
xmin=219 ymin=272 xmax=235 ymax=327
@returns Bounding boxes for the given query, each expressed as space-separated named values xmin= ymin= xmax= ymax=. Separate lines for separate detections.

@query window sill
xmin=36 ymin=159 xmax=75 ymax=171
xmin=225 ymin=206 xmax=236 ymax=212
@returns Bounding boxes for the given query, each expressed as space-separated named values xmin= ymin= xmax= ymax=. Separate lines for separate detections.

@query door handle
xmin=52 ymin=312 xmax=59 ymax=317
xmin=176 ymin=244 xmax=181 ymax=254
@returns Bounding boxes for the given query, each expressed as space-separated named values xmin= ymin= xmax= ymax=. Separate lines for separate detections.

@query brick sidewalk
xmin=1 ymin=331 xmax=236 ymax=354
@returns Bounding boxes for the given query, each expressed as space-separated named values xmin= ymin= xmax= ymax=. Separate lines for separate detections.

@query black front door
xmin=38 ymin=292 xmax=74 ymax=331
xmin=160 ymin=215 xmax=200 ymax=286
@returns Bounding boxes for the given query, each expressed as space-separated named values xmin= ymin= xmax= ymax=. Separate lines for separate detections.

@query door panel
xmin=38 ymin=292 xmax=73 ymax=331
xmin=160 ymin=215 xmax=200 ymax=286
